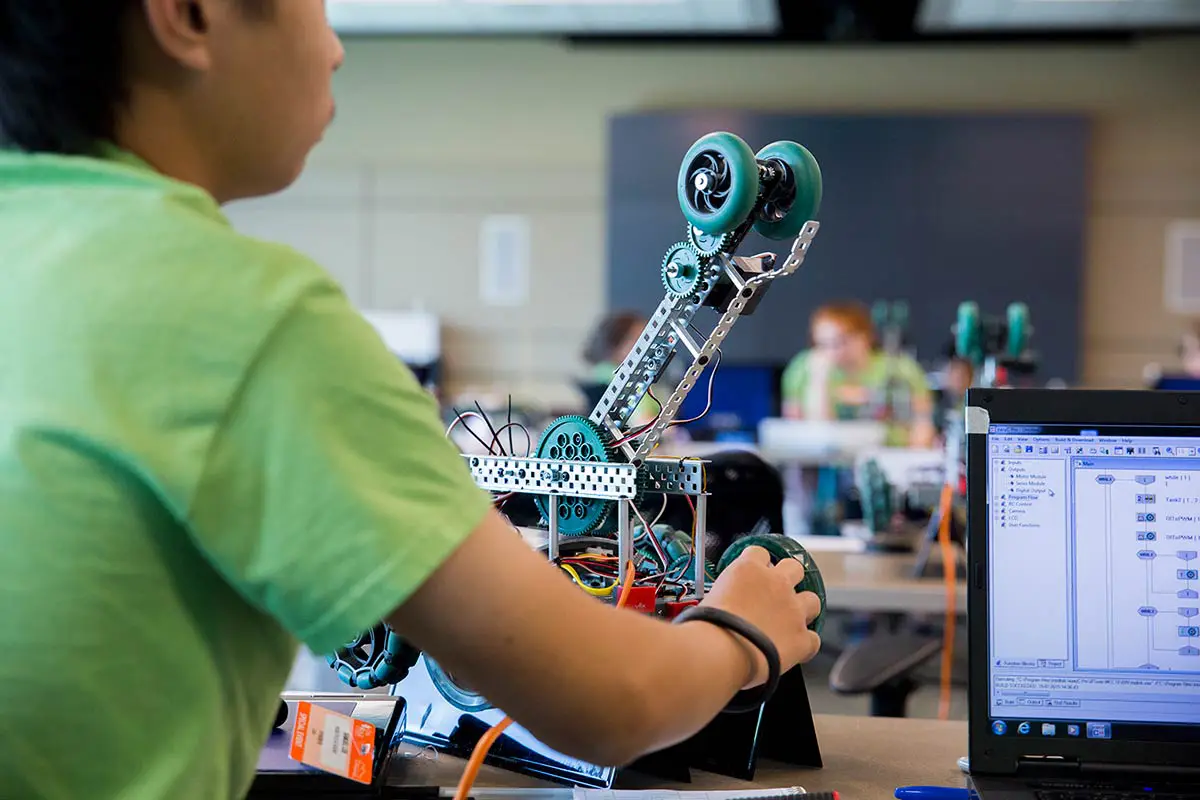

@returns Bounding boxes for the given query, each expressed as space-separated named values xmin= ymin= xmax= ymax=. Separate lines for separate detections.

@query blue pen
xmin=895 ymin=787 xmax=973 ymax=800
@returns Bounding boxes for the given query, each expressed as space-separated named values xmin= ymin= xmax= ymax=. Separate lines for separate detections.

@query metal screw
xmin=665 ymin=262 xmax=680 ymax=278
xmin=693 ymin=173 xmax=709 ymax=191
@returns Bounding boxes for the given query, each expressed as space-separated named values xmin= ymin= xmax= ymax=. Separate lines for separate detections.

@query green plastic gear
xmin=715 ymin=534 xmax=826 ymax=635
xmin=533 ymin=415 xmax=617 ymax=536
xmin=677 ymin=132 xmax=761 ymax=236
xmin=1006 ymin=302 xmax=1030 ymax=359
xmin=687 ymin=223 xmax=732 ymax=257
xmin=661 ymin=242 xmax=703 ymax=298
xmin=752 ymin=140 xmax=823 ymax=241
xmin=955 ymin=301 xmax=981 ymax=364
xmin=857 ymin=459 xmax=894 ymax=535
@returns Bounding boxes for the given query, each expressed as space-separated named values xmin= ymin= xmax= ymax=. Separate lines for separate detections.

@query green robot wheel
xmin=955 ymin=301 xmax=981 ymax=363
xmin=715 ymin=534 xmax=826 ymax=634
xmin=1006 ymin=302 xmax=1030 ymax=359
xmin=326 ymin=622 xmax=421 ymax=690
xmin=427 ymin=656 xmax=493 ymax=713
xmin=677 ymin=132 xmax=760 ymax=236
xmin=751 ymin=140 xmax=823 ymax=241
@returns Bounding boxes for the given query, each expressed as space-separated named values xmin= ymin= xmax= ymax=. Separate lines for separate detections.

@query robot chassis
xmin=324 ymin=132 xmax=829 ymax=785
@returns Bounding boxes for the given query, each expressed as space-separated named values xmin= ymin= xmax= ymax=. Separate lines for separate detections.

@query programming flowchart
xmin=1074 ymin=467 xmax=1200 ymax=673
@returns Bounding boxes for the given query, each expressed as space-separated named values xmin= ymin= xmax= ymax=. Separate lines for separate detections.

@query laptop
xmin=966 ymin=389 xmax=1200 ymax=798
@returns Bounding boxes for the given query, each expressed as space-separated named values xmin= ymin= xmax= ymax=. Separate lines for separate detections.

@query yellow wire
xmin=559 ymin=563 xmax=616 ymax=597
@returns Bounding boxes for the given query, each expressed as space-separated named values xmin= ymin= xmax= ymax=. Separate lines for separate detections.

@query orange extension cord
xmin=936 ymin=481 xmax=957 ymax=721
xmin=451 ymin=561 xmax=638 ymax=800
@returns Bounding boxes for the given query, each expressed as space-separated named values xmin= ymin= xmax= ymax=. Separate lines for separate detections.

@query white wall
xmin=225 ymin=36 xmax=1200 ymax=393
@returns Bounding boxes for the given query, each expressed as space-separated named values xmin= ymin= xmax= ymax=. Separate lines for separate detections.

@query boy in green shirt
xmin=0 ymin=2 xmax=821 ymax=798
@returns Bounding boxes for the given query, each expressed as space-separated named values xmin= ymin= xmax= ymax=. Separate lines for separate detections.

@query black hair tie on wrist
xmin=672 ymin=606 xmax=782 ymax=713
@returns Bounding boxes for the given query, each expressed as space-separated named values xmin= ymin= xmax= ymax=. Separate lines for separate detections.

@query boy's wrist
xmin=674 ymin=616 xmax=761 ymax=690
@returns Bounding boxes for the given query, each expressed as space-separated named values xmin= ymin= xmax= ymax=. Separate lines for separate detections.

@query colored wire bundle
xmin=611 ymin=347 xmax=723 ymax=449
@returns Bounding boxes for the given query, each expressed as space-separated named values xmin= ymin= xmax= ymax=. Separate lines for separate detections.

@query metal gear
xmin=533 ymin=415 xmax=617 ymax=536
xmin=687 ymin=224 xmax=732 ymax=258
xmin=661 ymin=241 xmax=703 ymax=298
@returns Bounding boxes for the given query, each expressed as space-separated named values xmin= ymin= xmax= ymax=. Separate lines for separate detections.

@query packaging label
xmin=288 ymin=701 xmax=377 ymax=785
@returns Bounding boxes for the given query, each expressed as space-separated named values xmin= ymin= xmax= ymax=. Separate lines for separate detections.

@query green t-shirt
xmin=780 ymin=349 xmax=931 ymax=446
xmin=0 ymin=148 xmax=492 ymax=799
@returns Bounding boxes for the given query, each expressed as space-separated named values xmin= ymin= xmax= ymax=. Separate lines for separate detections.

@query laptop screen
xmin=986 ymin=423 xmax=1200 ymax=744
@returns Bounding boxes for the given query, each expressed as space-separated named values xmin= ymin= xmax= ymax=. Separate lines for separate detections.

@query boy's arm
xmin=387 ymin=509 xmax=812 ymax=766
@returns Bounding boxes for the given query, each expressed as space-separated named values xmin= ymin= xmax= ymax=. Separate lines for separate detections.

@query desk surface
xmin=388 ymin=713 xmax=968 ymax=798
xmin=814 ymin=550 xmax=967 ymax=615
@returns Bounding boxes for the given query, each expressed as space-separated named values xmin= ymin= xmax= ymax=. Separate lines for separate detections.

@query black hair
xmin=0 ymin=0 xmax=140 ymax=155
xmin=582 ymin=310 xmax=645 ymax=366
xmin=0 ymin=0 xmax=272 ymax=156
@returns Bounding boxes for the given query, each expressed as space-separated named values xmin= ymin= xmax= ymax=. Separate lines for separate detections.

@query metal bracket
xmin=468 ymin=455 xmax=638 ymax=500
xmin=587 ymin=223 xmax=820 ymax=462
xmin=468 ymin=455 xmax=709 ymax=499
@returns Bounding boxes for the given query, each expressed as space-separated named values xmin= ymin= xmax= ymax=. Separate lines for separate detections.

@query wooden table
xmin=387 ymin=713 xmax=969 ymax=798
xmin=814 ymin=550 xmax=968 ymax=615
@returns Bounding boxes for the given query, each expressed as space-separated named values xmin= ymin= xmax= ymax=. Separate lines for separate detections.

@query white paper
xmin=479 ymin=215 xmax=531 ymax=307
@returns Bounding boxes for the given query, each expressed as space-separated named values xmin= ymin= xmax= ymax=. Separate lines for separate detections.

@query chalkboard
xmin=606 ymin=112 xmax=1089 ymax=382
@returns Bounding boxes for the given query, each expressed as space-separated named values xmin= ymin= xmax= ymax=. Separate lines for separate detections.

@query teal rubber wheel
xmin=1006 ymin=302 xmax=1029 ymax=359
xmin=955 ymin=301 xmax=981 ymax=363
xmin=752 ymin=141 xmax=823 ymax=240
xmin=715 ymin=534 xmax=826 ymax=634
xmin=326 ymin=623 xmax=421 ymax=690
xmin=677 ymin=132 xmax=760 ymax=236
xmin=427 ymin=657 xmax=493 ymax=713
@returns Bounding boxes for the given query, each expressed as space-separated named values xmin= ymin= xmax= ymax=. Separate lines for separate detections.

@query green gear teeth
xmin=533 ymin=415 xmax=617 ymax=536
xmin=687 ymin=224 xmax=731 ymax=257
xmin=661 ymin=241 xmax=704 ymax=298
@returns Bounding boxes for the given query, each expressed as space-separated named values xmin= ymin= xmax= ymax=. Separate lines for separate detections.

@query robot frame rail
xmin=466 ymin=452 xmax=712 ymax=599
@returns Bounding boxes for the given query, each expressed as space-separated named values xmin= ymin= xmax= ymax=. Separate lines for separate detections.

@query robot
xmin=322 ymin=132 xmax=829 ymax=786
xmin=854 ymin=301 xmax=1037 ymax=544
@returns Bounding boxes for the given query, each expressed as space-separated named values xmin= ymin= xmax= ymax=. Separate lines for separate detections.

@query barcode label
xmin=288 ymin=702 xmax=376 ymax=785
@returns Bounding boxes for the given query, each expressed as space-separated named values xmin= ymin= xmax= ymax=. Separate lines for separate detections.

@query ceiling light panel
xmin=326 ymin=0 xmax=779 ymax=34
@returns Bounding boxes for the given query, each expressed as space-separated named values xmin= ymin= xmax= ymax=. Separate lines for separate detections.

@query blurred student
xmin=782 ymin=301 xmax=935 ymax=448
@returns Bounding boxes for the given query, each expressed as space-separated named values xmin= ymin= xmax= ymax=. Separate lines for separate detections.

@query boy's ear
xmin=140 ymin=0 xmax=215 ymax=71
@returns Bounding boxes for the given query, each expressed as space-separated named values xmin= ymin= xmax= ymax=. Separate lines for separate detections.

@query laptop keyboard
xmin=1035 ymin=785 xmax=1200 ymax=800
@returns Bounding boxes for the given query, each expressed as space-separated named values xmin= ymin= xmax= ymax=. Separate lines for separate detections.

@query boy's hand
xmin=695 ymin=546 xmax=822 ymax=688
